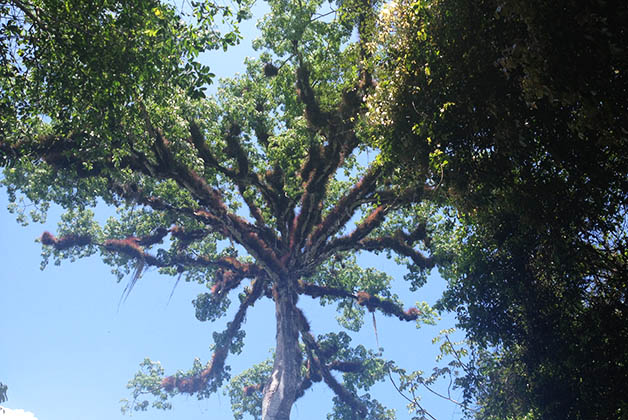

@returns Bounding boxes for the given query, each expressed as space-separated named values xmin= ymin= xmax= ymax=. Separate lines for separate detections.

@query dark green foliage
xmin=375 ymin=0 xmax=628 ymax=418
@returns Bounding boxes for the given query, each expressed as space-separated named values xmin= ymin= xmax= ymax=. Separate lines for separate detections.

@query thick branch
xmin=295 ymin=350 xmax=364 ymax=402
xmin=222 ymin=123 xmax=271 ymax=229
xmin=297 ymin=279 xmax=353 ymax=300
xmin=306 ymin=166 xmax=382 ymax=258
xmin=188 ymin=120 xmax=224 ymax=169
xmin=40 ymin=231 xmax=163 ymax=267
xmin=40 ymin=231 xmax=92 ymax=250
xmin=297 ymin=280 xmax=422 ymax=322
xmin=223 ymin=123 xmax=250 ymax=176
xmin=0 ymin=133 xmax=107 ymax=176
xmin=264 ymin=165 xmax=294 ymax=239
xmin=103 ymin=238 xmax=163 ymax=266
xmin=355 ymin=0 xmax=376 ymax=91
xmin=169 ymin=225 xmax=210 ymax=248
xmin=162 ymin=276 xmax=266 ymax=394
xmin=139 ymin=103 xmax=230 ymax=217
xmin=41 ymin=230 xmax=261 ymax=279
xmin=359 ymin=236 xmax=434 ymax=269
xmin=355 ymin=291 xmax=425 ymax=321
xmin=314 ymin=189 xmax=433 ymax=271
xmin=321 ymin=204 xmax=388 ymax=253
xmin=237 ymin=183 xmax=266 ymax=226
xmin=329 ymin=360 xmax=364 ymax=373
xmin=296 ymin=308 xmax=368 ymax=417
xmin=295 ymin=64 xmax=329 ymax=129
xmin=108 ymin=182 xmax=229 ymax=237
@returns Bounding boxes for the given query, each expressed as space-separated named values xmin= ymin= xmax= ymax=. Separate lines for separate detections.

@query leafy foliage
xmin=373 ymin=0 xmax=628 ymax=419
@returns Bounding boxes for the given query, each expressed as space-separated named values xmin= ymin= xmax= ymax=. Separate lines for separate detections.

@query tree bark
xmin=261 ymin=280 xmax=301 ymax=420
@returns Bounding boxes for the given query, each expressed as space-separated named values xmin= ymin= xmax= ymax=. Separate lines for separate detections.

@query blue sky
xmin=0 ymin=3 xmax=466 ymax=419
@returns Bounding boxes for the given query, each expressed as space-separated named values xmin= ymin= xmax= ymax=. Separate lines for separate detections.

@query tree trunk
xmin=261 ymin=281 xmax=301 ymax=420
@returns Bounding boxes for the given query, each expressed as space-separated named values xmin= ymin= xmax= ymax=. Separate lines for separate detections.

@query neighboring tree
xmin=372 ymin=0 xmax=627 ymax=419
xmin=1 ymin=1 xmax=452 ymax=419
xmin=0 ymin=381 xmax=7 ymax=403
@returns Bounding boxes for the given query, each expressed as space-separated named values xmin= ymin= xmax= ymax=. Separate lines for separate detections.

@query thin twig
xmin=386 ymin=368 xmax=438 ymax=420
xmin=445 ymin=335 xmax=472 ymax=375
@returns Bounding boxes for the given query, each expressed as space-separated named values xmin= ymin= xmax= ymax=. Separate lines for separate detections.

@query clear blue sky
xmin=0 ymin=3 xmax=465 ymax=419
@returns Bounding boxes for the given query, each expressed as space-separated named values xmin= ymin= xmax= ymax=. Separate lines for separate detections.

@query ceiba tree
xmin=1 ymin=0 xmax=449 ymax=419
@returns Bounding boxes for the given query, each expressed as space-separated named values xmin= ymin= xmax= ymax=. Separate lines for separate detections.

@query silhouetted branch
xmin=359 ymin=236 xmax=434 ymax=269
